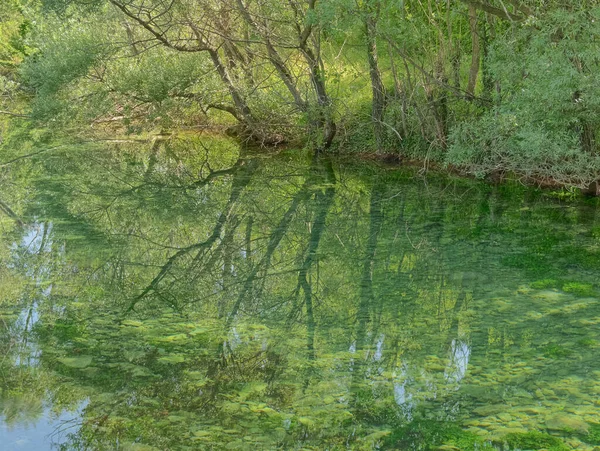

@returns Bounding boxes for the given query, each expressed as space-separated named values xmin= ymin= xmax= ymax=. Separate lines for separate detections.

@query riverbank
xmin=352 ymin=150 xmax=600 ymax=198
xmin=2 ymin=121 xmax=597 ymax=203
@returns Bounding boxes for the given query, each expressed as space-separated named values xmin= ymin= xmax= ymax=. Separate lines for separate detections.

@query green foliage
xmin=3 ymin=0 xmax=600 ymax=190
xmin=0 ymin=0 xmax=31 ymax=69
xmin=448 ymin=8 xmax=600 ymax=187
xmin=21 ymin=15 xmax=113 ymax=120
xmin=108 ymin=50 xmax=210 ymax=105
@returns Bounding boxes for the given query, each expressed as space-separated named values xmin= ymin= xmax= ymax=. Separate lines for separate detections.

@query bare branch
xmin=108 ymin=0 xmax=211 ymax=52
xmin=457 ymin=0 xmax=524 ymax=21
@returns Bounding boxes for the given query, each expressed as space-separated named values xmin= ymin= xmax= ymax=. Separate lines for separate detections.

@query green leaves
xmin=448 ymin=8 xmax=600 ymax=185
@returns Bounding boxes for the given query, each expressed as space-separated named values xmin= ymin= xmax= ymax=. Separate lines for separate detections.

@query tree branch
xmin=108 ymin=0 xmax=210 ymax=52
xmin=458 ymin=0 xmax=524 ymax=21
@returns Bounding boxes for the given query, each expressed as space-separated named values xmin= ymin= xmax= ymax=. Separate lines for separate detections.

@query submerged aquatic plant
xmin=503 ymin=431 xmax=569 ymax=451
xmin=562 ymin=282 xmax=595 ymax=297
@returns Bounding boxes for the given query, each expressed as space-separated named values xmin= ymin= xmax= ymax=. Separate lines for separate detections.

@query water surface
xmin=1 ymin=137 xmax=600 ymax=450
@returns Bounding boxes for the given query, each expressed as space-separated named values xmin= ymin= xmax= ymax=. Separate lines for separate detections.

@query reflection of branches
xmin=0 ymin=198 xmax=24 ymax=227
xmin=291 ymin=160 xmax=336 ymax=364
xmin=185 ymin=268 xmax=301 ymax=309
xmin=225 ymin=183 xmax=312 ymax=324
xmin=49 ymin=416 xmax=84 ymax=444
xmin=189 ymin=160 xmax=244 ymax=190
xmin=0 ymin=145 xmax=65 ymax=167
xmin=1 ymin=140 xmax=150 ymax=168
xmin=225 ymin=156 xmax=331 ymax=327
xmin=357 ymin=183 xmax=383 ymax=341
xmin=350 ymin=181 xmax=384 ymax=402
xmin=126 ymin=158 xmax=256 ymax=311
xmin=158 ymin=215 xmax=243 ymax=311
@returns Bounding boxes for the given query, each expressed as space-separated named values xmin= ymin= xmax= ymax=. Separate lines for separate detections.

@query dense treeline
xmin=1 ymin=0 xmax=600 ymax=188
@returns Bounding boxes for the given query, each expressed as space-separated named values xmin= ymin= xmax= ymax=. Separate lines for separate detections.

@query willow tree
xmin=35 ymin=0 xmax=336 ymax=148
xmin=232 ymin=0 xmax=336 ymax=149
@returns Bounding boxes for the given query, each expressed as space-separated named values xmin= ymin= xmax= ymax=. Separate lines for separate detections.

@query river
xmin=1 ymin=136 xmax=599 ymax=450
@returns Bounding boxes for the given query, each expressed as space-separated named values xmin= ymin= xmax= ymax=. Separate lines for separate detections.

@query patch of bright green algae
xmin=562 ymin=282 xmax=595 ymax=297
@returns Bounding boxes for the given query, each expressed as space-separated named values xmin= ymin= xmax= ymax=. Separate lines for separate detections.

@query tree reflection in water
xmin=1 ymin=136 xmax=600 ymax=450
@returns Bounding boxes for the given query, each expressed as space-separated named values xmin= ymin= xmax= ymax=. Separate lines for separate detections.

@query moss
xmin=562 ymin=282 xmax=595 ymax=297
xmin=504 ymin=431 xmax=569 ymax=451
xmin=530 ymin=279 xmax=596 ymax=296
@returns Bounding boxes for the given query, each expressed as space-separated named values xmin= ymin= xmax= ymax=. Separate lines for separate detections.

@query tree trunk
xmin=429 ymin=59 xmax=449 ymax=149
xmin=122 ymin=21 xmax=139 ymax=56
xmin=447 ymin=0 xmax=461 ymax=89
xmin=301 ymin=45 xmax=336 ymax=151
xmin=467 ymin=5 xmax=480 ymax=98
xmin=481 ymin=14 xmax=494 ymax=100
xmin=580 ymin=121 xmax=597 ymax=154
xmin=365 ymin=2 xmax=386 ymax=152
xmin=388 ymin=49 xmax=408 ymax=139
xmin=207 ymin=49 xmax=254 ymax=128
xmin=235 ymin=0 xmax=308 ymax=111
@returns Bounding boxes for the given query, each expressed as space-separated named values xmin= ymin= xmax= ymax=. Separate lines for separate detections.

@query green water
xmin=1 ymin=137 xmax=600 ymax=450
